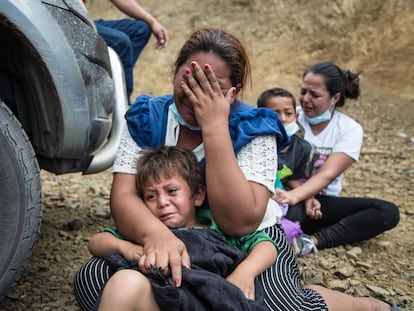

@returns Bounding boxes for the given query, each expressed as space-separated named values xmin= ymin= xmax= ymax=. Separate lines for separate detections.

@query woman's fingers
xmin=180 ymin=80 xmax=197 ymax=102
xmin=189 ymin=61 xmax=213 ymax=96
xmin=203 ymin=63 xmax=223 ymax=94
xmin=138 ymin=244 xmax=189 ymax=288
xmin=181 ymin=248 xmax=191 ymax=270
xmin=183 ymin=66 xmax=202 ymax=97
xmin=275 ymin=189 xmax=289 ymax=204
xmin=138 ymin=253 xmax=155 ymax=273
xmin=182 ymin=61 xmax=223 ymax=99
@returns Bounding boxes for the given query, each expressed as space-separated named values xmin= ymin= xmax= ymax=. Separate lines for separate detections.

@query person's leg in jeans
xmin=303 ymin=195 xmax=400 ymax=249
xmin=94 ymin=19 xmax=151 ymax=102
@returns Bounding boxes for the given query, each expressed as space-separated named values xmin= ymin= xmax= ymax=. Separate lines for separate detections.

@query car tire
xmin=0 ymin=100 xmax=42 ymax=298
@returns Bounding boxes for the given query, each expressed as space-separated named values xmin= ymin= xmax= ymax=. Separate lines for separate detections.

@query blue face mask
xmin=169 ymin=103 xmax=201 ymax=131
xmin=305 ymin=98 xmax=336 ymax=125
xmin=284 ymin=121 xmax=300 ymax=137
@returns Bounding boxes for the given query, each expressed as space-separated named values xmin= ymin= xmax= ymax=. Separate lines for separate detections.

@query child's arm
xmin=88 ymin=232 xmax=143 ymax=261
xmin=285 ymin=179 xmax=322 ymax=219
xmin=285 ymin=178 xmax=301 ymax=189
xmin=304 ymin=197 xmax=322 ymax=219
xmin=226 ymin=241 xmax=277 ymax=300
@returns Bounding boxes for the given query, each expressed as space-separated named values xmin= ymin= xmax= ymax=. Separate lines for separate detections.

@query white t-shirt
xmin=113 ymin=110 xmax=282 ymax=229
xmin=298 ymin=108 xmax=363 ymax=196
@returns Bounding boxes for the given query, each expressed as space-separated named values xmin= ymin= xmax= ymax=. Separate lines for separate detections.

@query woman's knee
xmin=376 ymin=199 xmax=400 ymax=229
xmin=385 ymin=202 xmax=400 ymax=229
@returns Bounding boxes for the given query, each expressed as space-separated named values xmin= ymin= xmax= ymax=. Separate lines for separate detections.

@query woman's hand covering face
xmin=178 ymin=55 xmax=236 ymax=130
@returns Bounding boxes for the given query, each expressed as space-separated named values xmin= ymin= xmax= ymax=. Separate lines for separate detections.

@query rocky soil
xmin=1 ymin=0 xmax=414 ymax=310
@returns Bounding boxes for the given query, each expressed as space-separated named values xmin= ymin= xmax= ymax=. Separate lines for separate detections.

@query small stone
xmin=318 ymin=259 xmax=335 ymax=270
xmin=356 ymin=261 xmax=372 ymax=269
xmin=94 ymin=206 xmax=111 ymax=218
xmin=346 ymin=246 xmax=362 ymax=260
xmin=328 ymin=279 xmax=350 ymax=292
xmin=349 ymin=279 xmax=362 ymax=287
xmin=307 ymin=272 xmax=327 ymax=286
xmin=39 ymin=264 xmax=50 ymax=272
xmin=366 ymin=284 xmax=390 ymax=296
xmin=63 ymin=306 xmax=81 ymax=311
xmin=5 ymin=291 xmax=25 ymax=300
xmin=365 ymin=269 xmax=378 ymax=276
xmin=59 ymin=230 xmax=69 ymax=238
xmin=68 ymin=218 xmax=83 ymax=231
xmin=334 ymin=265 xmax=355 ymax=279
xmin=376 ymin=240 xmax=391 ymax=250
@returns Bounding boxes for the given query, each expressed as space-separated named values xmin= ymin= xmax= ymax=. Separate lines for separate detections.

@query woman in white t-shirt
xmin=276 ymin=62 xmax=400 ymax=257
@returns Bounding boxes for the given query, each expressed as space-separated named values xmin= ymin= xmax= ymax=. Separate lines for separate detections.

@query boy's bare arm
xmin=226 ymin=241 xmax=277 ymax=299
xmin=88 ymin=232 xmax=143 ymax=261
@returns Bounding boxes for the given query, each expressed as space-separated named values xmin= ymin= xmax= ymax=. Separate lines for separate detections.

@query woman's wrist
xmin=141 ymin=222 xmax=175 ymax=244
xmin=288 ymin=189 xmax=301 ymax=205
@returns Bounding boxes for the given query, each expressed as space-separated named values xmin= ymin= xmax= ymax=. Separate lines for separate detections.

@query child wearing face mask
xmin=258 ymin=88 xmax=321 ymax=253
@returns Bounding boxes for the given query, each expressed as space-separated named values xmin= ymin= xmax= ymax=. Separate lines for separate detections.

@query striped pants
xmin=73 ymin=224 xmax=327 ymax=310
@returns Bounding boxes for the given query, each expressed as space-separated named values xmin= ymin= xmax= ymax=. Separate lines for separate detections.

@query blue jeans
xmin=94 ymin=19 xmax=151 ymax=103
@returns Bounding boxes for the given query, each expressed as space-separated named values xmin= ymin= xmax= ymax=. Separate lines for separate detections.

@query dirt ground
xmin=2 ymin=0 xmax=414 ymax=310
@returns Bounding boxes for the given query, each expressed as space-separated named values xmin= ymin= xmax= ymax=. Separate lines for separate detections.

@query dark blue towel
xmin=102 ymin=228 xmax=268 ymax=311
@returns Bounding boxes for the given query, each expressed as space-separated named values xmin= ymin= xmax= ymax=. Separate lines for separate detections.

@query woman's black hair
xmin=304 ymin=62 xmax=361 ymax=107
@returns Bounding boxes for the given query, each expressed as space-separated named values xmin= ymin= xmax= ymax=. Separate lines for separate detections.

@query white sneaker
xmin=293 ymin=234 xmax=318 ymax=257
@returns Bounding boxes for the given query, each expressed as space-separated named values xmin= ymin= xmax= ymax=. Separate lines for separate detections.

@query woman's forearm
xmin=288 ymin=153 xmax=354 ymax=203
xmin=289 ymin=173 xmax=332 ymax=202
xmin=183 ymin=62 xmax=270 ymax=236
xmin=202 ymin=127 xmax=267 ymax=236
